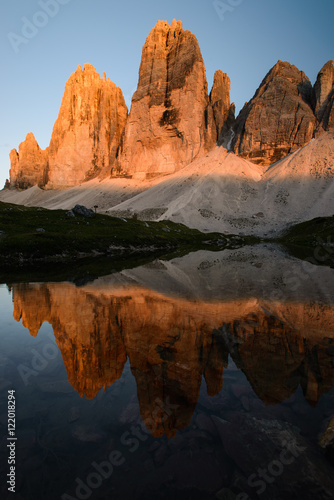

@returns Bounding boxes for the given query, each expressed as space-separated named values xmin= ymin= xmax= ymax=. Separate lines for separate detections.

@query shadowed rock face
xmin=116 ymin=20 xmax=217 ymax=179
xmin=10 ymin=281 xmax=334 ymax=437
xmin=314 ymin=61 xmax=334 ymax=115
xmin=220 ymin=310 xmax=334 ymax=407
xmin=210 ymin=70 xmax=235 ymax=144
xmin=314 ymin=60 xmax=334 ymax=132
xmin=9 ymin=65 xmax=128 ymax=189
xmin=231 ymin=61 xmax=316 ymax=165
xmin=9 ymin=133 xmax=49 ymax=189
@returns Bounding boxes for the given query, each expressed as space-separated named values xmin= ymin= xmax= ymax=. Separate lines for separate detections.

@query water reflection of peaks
xmin=12 ymin=281 xmax=334 ymax=437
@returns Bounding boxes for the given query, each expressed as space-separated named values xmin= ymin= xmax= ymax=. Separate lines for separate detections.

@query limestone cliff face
xmin=231 ymin=61 xmax=316 ymax=165
xmin=11 ymin=283 xmax=228 ymax=437
xmin=13 ymin=283 xmax=127 ymax=399
xmin=221 ymin=306 xmax=334 ymax=406
xmin=116 ymin=20 xmax=217 ymax=179
xmin=9 ymin=133 xmax=48 ymax=189
xmin=210 ymin=70 xmax=235 ymax=144
xmin=314 ymin=60 xmax=334 ymax=132
xmin=9 ymin=65 xmax=128 ymax=189
xmin=7 ymin=29 xmax=334 ymax=188
xmin=47 ymin=64 xmax=128 ymax=188
xmin=116 ymin=290 xmax=228 ymax=437
xmin=11 ymin=282 xmax=334 ymax=437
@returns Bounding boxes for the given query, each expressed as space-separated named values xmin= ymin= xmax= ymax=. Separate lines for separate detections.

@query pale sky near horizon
xmin=1 ymin=0 xmax=333 ymax=187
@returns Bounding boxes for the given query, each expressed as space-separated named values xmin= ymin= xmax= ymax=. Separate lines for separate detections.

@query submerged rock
xmin=319 ymin=416 xmax=334 ymax=463
xmin=71 ymin=425 xmax=106 ymax=443
xmin=212 ymin=414 xmax=334 ymax=499
xmin=68 ymin=407 xmax=80 ymax=423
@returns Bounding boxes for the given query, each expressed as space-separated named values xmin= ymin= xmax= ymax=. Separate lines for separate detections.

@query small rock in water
xmin=36 ymin=228 xmax=45 ymax=233
xmin=320 ymin=416 xmax=334 ymax=460
xmin=216 ymin=488 xmax=237 ymax=500
xmin=68 ymin=407 xmax=80 ymax=423
xmin=240 ymin=395 xmax=250 ymax=411
xmin=195 ymin=413 xmax=218 ymax=436
xmin=72 ymin=425 xmax=106 ymax=443
xmin=119 ymin=401 xmax=140 ymax=425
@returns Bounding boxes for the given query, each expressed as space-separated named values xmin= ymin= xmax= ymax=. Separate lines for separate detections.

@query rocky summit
xmin=230 ymin=60 xmax=334 ymax=166
xmin=210 ymin=70 xmax=235 ymax=145
xmin=116 ymin=19 xmax=219 ymax=179
xmin=5 ymin=20 xmax=334 ymax=192
xmin=314 ymin=60 xmax=334 ymax=132
xmin=9 ymin=64 xmax=128 ymax=189
xmin=47 ymin=64 xmax=128 ymax=188
xmin=9 ymin=132 xmax=48 ymax=189
xmin=230 ymin=61 xmax=316 ymax=165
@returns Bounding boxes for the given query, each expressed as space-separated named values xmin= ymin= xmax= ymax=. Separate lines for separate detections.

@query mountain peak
xmin=169 ymin=18 xmax=183 ymax=32
xmin=9 ymin=132 xmax=48 ymax=189
xmin=152 ymin=19 xmax=183 ymax=31
xmin=230 ymin=60 xmax=315 ymax=165
xmin=116 ymin=20 xmax=218 ymax=178
xmin=24 ymin=132 xmax=38 ymax=144
xmin=6 ymin=22 xmax=334 ymax=191
xmin=314 ymin=60 xmax=334 ymax=125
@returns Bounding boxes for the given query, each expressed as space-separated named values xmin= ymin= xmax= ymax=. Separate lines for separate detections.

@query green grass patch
xmin=0 ymin=201 xmax=253 ymax=270
xmin=276 ymin=216 xmax=334 ymax=268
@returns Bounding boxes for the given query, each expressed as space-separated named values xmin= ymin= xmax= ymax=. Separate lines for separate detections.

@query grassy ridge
xmin=0 ymin=201 xmax=250 ymax=266
xmin=277 ymin=216 xmax=334 ymax=267
xmin=3 ymin=201 xmax=333 ymax=278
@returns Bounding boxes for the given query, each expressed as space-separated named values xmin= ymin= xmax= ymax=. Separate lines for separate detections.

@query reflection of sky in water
xmin=0 ymin=285 xmax=13 ymax=325
xmin=1 ymin=248 xmax=334 ymax=500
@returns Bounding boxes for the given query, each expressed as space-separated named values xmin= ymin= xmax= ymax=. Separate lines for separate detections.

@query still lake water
xmin=1 ymin=244 xmax=334 ymax=500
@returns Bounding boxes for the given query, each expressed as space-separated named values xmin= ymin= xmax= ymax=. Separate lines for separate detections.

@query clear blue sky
xmin=1 ymin=0 xmax=333 ymax=187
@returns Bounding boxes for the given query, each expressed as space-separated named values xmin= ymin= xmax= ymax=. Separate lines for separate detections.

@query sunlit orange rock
xmin=116 ymin=20 xmax=218 ymax=179
xmin=12 ymin=283 xmax=127 ymax=398
xmin=46 ymin=64 xmax=128 ymax=187
xmin=11 ymin=282 xmax=334 ymax=436
xmin=9 ymin=133 xmax=48 ymax=189
xmin=9 ymin=65 xmax=128 ymax=189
